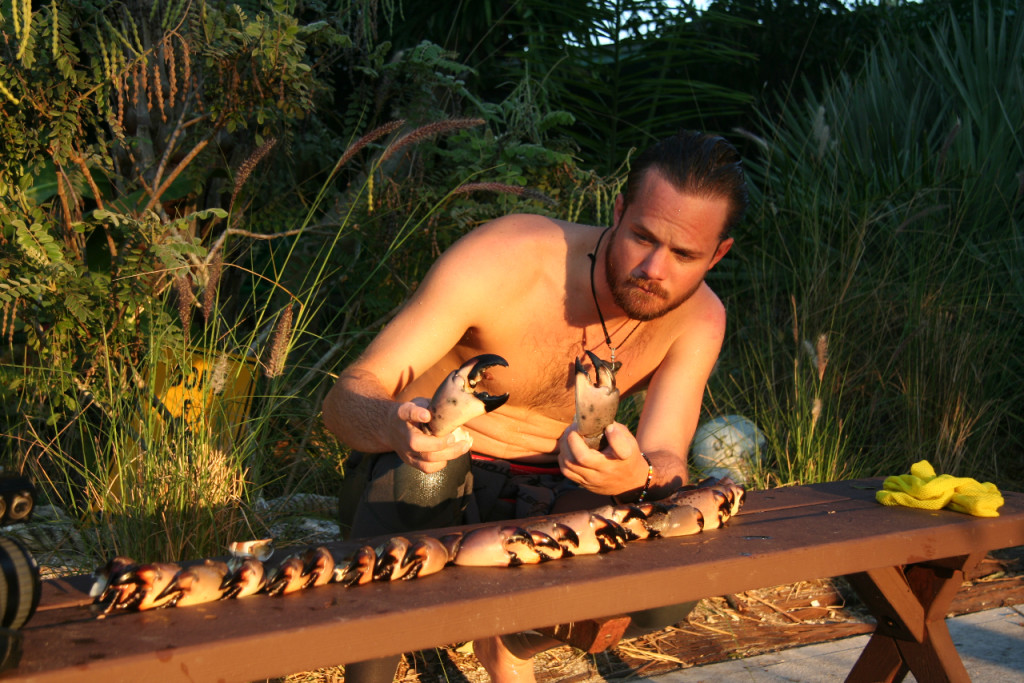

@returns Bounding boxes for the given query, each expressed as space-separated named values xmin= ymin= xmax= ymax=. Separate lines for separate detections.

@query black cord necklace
xmin=588 ymin=227 xmax=642 ymax=365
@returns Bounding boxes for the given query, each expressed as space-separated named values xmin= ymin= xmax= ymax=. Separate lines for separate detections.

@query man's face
xmin=605 ymin=171 xmax=734 ymax=321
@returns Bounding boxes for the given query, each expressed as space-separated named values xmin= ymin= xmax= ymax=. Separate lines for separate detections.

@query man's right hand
xmin=390 ymin=399 xmax=473 ymax=473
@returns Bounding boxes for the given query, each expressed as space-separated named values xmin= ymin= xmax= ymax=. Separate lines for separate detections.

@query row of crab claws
xmin=573 ymin=350 xmax=621 ymax=449
xmin=87 ymin=478 xmax=745 ymax=617
xmin=425 ymin=354 xmax=510 ymax=437
xmin=447 ymin=510 xmax=634 ymax=567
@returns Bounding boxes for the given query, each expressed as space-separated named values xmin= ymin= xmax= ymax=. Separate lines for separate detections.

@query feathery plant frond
xmin=377 ymin=118 xmax=486 ymax=164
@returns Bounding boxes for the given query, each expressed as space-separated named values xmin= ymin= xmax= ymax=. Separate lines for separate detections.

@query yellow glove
xmin=948 ymin=480 xmax=1004 ymax=517
xmin=876 ymin=460 xmax=1003 ymax=517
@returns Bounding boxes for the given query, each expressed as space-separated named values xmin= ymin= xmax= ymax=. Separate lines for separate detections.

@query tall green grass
xmin=709 ymin=1 xmax=1023 ymax=487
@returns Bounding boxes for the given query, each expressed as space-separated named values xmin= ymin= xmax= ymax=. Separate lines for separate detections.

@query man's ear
xmin=613 ymin=193 xmax=625 ymax=227
xmin=708 ymin=237 xmax=734 ymax=271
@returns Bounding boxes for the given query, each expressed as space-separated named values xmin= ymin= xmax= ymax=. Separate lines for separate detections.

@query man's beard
xmin=604 ymin=244 xmax=684 ymax=322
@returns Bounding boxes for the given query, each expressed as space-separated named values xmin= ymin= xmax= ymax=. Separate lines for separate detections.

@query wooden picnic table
xmin=6 ymin=478 xmax=1024 ymax=682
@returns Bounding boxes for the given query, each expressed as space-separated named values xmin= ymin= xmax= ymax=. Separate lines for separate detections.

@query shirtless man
xmin=322 ymin=130 xmax=747 ymax=683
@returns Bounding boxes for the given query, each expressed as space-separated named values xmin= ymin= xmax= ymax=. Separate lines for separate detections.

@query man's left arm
xmin=560 ymin=302 xmax=727 ymax=500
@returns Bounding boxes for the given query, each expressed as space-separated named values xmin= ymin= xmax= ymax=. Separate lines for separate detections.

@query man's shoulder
xmin=445 ymin=214 xmax=582 ymax=265
xmin=429 ymin=214 xmax=570 ymax=291
xmin=698 ymin=281 xmax=728 ymax=321
xmin=665 ymin=283 xmax=728 ymax=347
xmin=469 ymin=213 xmax=573 ymax=243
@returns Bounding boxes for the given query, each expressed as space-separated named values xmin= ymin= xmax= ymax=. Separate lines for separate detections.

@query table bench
xmin=6 ymin=478 xmax=1024 ymax=682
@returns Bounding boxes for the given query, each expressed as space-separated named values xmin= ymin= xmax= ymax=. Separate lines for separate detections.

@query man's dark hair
xmin=622 ymin=130 xmax=749 ymax=239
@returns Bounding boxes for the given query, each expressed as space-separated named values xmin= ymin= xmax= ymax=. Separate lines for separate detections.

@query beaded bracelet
xmin=636 ymin=451 xmax=654 ymax=503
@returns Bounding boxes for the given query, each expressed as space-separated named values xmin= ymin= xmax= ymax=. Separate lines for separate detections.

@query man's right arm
xmin=323 ymin=365 xmax=470 ymax=473
xmin=321 ymin=215 xmax=531 ymax=471
xmin=323 ymin=366 xmax=419 ymax=452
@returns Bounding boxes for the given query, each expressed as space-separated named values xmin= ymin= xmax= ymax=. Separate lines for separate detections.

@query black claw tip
xmin=475 ymin=353 xmax=509 ymax=368
xmin=581 ymin=350 xmax=621 ymax=377
xmin=506 ymin=526 xmax=533 ymax=546
xmin=476 ymin=391 xmax=510 ymax=412
xmin=555 ymin=523 xmax=580 ymax=549
xmin=462 ymin=353 xmax=509 ymax=382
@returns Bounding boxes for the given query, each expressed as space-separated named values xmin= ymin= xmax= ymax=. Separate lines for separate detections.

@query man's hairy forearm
xmin=646 ymin=449 xmax=690 ymax=498
xmin=323 ymin=368 xmax=401 ymax=453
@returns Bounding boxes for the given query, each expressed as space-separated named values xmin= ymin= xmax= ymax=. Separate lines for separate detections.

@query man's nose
xmin=637 ymin=247 xmax=669 ymax=280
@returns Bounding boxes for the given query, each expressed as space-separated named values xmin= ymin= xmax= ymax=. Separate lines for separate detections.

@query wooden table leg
xmin=847 ymin=635 xmax=908 ymax=683
xmin=538 ymin=616 xmax=632 ymax=653
xmin=844 ymin=550 xmax=987 ymax=683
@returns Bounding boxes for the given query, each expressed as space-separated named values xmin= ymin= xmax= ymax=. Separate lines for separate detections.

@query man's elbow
xmin=321 ymin=380 xmax=350 ymax=440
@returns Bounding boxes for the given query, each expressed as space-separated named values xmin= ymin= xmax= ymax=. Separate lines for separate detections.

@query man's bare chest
xmin=461 ymin=316 xmax=663 ymax=422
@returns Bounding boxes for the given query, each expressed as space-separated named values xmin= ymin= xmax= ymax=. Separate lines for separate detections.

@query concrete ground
xmin=650 ymin=606 xmax=1024 ymax=682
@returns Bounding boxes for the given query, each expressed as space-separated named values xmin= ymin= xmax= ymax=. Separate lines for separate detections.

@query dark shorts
xmin=338 ymin=451 xmax=581 ymax=539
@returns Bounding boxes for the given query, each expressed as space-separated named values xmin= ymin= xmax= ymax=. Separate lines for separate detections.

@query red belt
xmin=471 ymin=452 xmax=561 ymax=476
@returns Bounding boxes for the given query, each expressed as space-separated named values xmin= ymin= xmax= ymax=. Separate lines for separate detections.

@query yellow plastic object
xmin=150 ymin=353 xmax=255 ymax=438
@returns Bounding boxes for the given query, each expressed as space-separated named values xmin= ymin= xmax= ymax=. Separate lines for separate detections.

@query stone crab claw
xmin=398 ymin=536 xmax=454 ymax=579
xmin=227 ymin=538 xmax=274 ymax=564
xmin=574 ymin=350 xmax=621 ymax=449
xmin=666 ymin=486 xmax=732 ymax=530
xmin=93 ymin=562 xmax=182 ymax=616
xmin=425 ymin=354 xmax=509 ymax=437
xmin=373 ymin=536 xmax=453 ymax=581
xmin=703 ymin=476 xmax=746 ymax=518
xmin=592 ymin=503 xmax=654 ymax=541
xmin=301 ymin=546 xmax=336 ymax=589
xmin=637 ymin=501 xmax=705 ymax=538
xmin=264 ymin=556 xmax=307 ymax=596
xmin=536 ymin=511 xmax=627 ymax=555
xmin=335 ymin=545 xmax=378 ymax=587
xmin=381 ymin=535 xmax=450 ymax=580
xmin=90 ymin=556 xmax=138 ymax=599
xmin=450 ymin=525 xmax=536 ymax=567
xmin=156 ymin=560 xmax=230 ymax=608
xmin=220 ymin=557 xmax=266 ymax=599
xmin=373 ymin=536 xmax=413 ymax=581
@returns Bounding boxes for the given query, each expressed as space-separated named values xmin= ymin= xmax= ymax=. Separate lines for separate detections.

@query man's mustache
xmin=624 ymin=276 xmax=668 ymax=299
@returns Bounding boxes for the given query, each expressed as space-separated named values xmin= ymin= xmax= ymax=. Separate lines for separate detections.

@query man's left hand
xmin=558 ymin=422 xmax=649 ymax=496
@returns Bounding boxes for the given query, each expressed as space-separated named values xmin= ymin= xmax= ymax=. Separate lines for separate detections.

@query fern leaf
xmin=14 ymin=220 xmax=65 ymax=268
xmin=0 ymin=277 xmax=48 ymax=304
xmin=64 ymin=291 xmax=93 ymax=326
xmin=150 ymin=233 xmax=207 ymax=271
